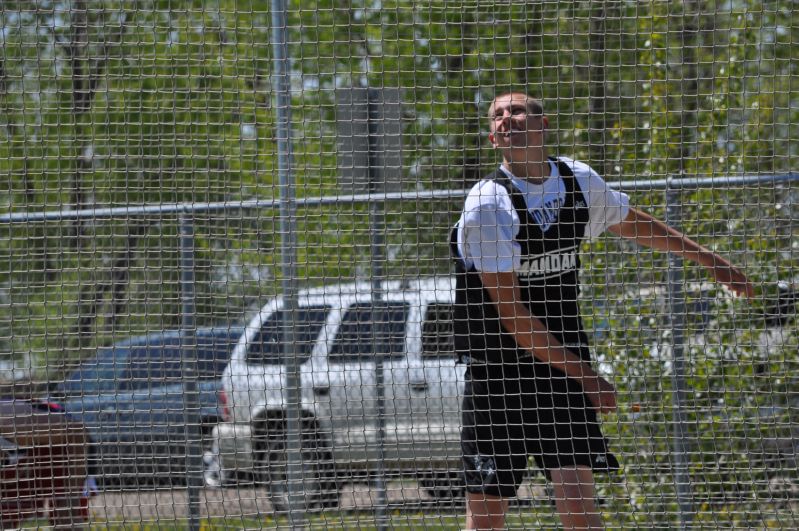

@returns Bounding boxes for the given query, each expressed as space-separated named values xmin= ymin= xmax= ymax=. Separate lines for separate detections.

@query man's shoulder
xmin=554 ymin=156 xmax=594 ymax=178
xmin=463 ymin=174 xmax=514 ymax=213
xmin=466 ymin=173 xmax=510 ymax=198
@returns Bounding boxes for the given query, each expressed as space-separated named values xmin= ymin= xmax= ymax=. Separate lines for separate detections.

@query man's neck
xmin=502 ymin=154 xmax=551 ymax=184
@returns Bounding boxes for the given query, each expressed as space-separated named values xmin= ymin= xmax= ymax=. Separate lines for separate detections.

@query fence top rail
xmin=1 ymin=172 xmax=797 ymax=224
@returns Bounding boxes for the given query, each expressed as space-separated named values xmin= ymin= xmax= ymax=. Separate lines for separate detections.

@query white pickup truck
xmin=211 ymin=276 xmax=467 ymax=510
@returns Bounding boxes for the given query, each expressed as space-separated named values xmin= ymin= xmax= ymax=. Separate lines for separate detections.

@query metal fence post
xmin=271 ymin=0 xmax=304 ymax=527
xmin=367 ymin=87 xmax=389 ymax=531
xmin=665 ymin=182 xmax=692 ymax=529
xmin=179 ymin=214 xmax=202 ymax=531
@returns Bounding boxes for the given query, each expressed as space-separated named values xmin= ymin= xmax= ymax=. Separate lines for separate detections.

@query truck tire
xmin=200 ymin=421 xmax=224 ymax=488
xmin=254 ymin=417 xmax=339 ymax=514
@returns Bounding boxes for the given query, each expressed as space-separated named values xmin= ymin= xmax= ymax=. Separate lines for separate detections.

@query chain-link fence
xmin=1 ymin=1 xmax=798 ymax=530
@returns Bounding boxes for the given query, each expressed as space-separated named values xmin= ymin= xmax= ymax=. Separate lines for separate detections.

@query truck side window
xmin=421 ymin=303 xmax=455 ymax=359
xmin=247 ymin=305 xmax=331 ymax=365
xmin=328 ymin=301 xmax=410 ymax=363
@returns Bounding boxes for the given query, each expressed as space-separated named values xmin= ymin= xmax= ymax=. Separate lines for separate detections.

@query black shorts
xmin=460 ymin=360 xmax=619 ymax=497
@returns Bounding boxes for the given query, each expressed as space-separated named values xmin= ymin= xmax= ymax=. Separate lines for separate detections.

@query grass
xmin=22 ymin=505 xmax=796 ymax=529
xmin=86 ymin=513 xmax=553 ymax=530
xmin=20 ymin=508 xmax=558 ymax=530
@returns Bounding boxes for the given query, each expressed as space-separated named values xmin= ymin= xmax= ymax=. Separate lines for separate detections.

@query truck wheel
xmin=202 ymin=440 xmax=223 ymax=488
xmin=254 ymin=418 xmax=339 ymax=513
xmin=201 ymin=423 xmax=223 ymax=488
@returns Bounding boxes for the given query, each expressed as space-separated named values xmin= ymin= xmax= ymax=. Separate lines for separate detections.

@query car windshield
xmin=126 ymin=341 xmax=183 ymax=388
xmin=58 ymin=327 xmax=242 ymax=394
xmin=126 ymin=329 xmax=242 ymax=389
xmin=246 ymin=306 xmax=331 ymax=365
xmin=195 ymin=329 xmax=242 ymax=378
xmin=57 ymin=346 xmax=125 ymax=397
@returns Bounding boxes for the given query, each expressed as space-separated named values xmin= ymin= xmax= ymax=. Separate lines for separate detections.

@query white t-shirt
xmin=456 ymin=157 xmax=630 ymax=273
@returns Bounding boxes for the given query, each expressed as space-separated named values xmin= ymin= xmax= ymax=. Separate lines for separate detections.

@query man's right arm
xmin=479 ymin=270 xmax=617 ymax=414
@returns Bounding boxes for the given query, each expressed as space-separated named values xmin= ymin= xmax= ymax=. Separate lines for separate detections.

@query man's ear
xmin=542 ymin=115 xmax=549 ymax=130
xmin=487 ymin=131 xmax=496 ymax=146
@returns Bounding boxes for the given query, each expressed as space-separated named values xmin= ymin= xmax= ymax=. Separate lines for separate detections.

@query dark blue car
xmin=51 ymin=326 xmax=243 ymax=488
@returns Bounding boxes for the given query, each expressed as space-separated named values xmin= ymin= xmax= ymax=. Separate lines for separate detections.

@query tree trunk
xmin=589 ymin=2 xmax=608 ymax=177
xmin=68 ymin=0 xmax=90 ymax=244
xmin=66 ymin=223 xmax=148 ymax=375
xmin=679 ymin=0 xmax=700 ymax=174
xmin=106 ymin=223 xmax=149 ymax=334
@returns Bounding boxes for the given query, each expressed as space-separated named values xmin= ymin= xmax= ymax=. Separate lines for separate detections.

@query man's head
xmin=487 ymin=92 xmax=548 ymax=150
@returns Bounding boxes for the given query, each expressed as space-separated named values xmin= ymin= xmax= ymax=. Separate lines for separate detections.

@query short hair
xmin=488 ymin=92 xmax=544 ymax=118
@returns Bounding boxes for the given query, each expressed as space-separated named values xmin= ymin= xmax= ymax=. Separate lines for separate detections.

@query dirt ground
xmin=88 ymin=482 xmax=543 ymax=524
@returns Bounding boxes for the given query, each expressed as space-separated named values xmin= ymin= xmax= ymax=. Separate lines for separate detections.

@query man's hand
xmin=710 ymin=263 xmax=756 ymax=299
xmin=581 ymin=375 xmax=617 ymax=414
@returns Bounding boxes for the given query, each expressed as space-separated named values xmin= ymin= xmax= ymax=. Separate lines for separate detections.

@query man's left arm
xmin=607 ymin=207 xmax=755 ymax=298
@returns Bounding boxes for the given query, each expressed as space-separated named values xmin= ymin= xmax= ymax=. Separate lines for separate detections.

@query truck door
xmin=410 ymin=302 xmax=465 ymax=462
xmin=316 ymin=300 xmax=410 ymax=465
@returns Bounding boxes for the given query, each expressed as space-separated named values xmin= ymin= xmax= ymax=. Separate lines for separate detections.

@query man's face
xmin=488 ymin=94 xmax=547 ymax=149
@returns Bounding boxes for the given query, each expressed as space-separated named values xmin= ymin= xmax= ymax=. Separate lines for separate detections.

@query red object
xmin=0 ymin=400 xmax=91 ymax=529
xmin=219 ymin=389 xmax=231 ymax=422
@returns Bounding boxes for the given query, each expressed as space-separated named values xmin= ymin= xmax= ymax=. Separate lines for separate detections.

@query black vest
xmin=450 ymin=158 xmax=591 ymax=365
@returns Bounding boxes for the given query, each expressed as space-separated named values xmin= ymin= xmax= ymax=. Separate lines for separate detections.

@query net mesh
xmin=0 ymin=1 xmax=797 ymax=529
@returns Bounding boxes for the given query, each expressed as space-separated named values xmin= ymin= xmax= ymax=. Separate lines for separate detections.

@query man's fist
xmin=581 ymin=375 xmax=617 ymax=414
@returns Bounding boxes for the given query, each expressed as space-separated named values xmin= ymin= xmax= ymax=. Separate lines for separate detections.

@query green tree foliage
xmin=0 ymin=1 xmax=797 ymax=524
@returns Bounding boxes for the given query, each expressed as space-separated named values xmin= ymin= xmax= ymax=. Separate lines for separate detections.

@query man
xmin=451 ymin=92 xmax=754 ymax=530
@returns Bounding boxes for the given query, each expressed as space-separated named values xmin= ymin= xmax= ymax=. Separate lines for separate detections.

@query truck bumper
xmin=212 ymin=422 xmax=255 ymax=482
